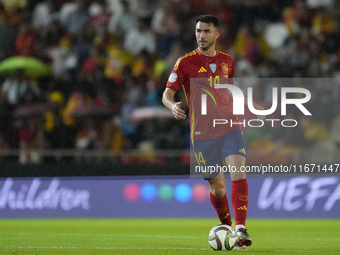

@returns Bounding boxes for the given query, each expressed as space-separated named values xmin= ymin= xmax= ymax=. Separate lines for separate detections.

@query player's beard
xmin=199 ymin=40 xmax=214 ymax=51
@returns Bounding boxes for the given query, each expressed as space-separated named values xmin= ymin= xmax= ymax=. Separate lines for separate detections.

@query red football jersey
xmin=166 ymin=48 xmax=241 ymax=140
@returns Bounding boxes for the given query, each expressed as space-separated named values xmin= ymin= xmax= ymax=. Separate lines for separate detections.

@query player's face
xmin=195 ymin=22 xmax=220 ymax=51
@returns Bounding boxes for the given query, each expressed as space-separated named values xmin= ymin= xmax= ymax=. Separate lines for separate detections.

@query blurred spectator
xmin=131 ymin=50 xmax=152 ymax=77
xmin=1 ymin=0 xmax=27 ymax=10
xmin=75 ymin=116 xmax=124 ymax=152
xmin=93 ymin=22 xmax=111 ymax=51
xmin=15 ymin=22 xmax=37 ymax=56
xmin=215 ymin=24 xmax=234 ymax=53
xmin=0 ymin=17 xmax=17 ymax=60
xmin=155 ymin=119 xmax=185 ymax=150
xmin=136 ymin=0 xmax=158 ymax=18
xmin=42 ymin=21 xmax=64 ymax=48
xmin=235 ymin=26 xmax=271 ymax=66
xmin=63 ymin=0 xmax=90 ymax=40
xmin=105 ymin=40 xmax=134 ymax=81
xmin=163 ymin=42 xmax=183 ymax=74
xmin=93 ymin=65 xmax=121 ymax=109
xmin=101 ymin=118 xmax=125 ymax=151
xmin=273 ymin=113 xmax=306 ymax=149
xmin=50 ymin=36 xmax=77 ymax=78
xmin=245 ymin=126 xmax=277 ymax=152
xmin=18 ymin=117 xmax=45 ymax=164
xmin=330 ymin=116 xmax=340 ymax=148
xmin=307 ymin=0 xmax=333 ymax=9
xmin=62 ymin=82 xmax=93 ymax=126
xmin=207 ymin=0 xmax=235 ymax=24
xmin=124 ymin=17 xmax=156 ymax=56
xmin=300 ymin=116 xmax=330 ymax=146
xmin=44 ymin=92 xmax=64 ymax=130
xmin=0 ymin=69 xmax=40 ymax=106
xmin=45 ymin=112 xmax=76 ymax=151
xmin=143 ymin=75 xmax=159 ymax=106
xmin=0 ymin=119 xmax=9 ymax=155
xmin=32 ymin=0 xmax=59 ymax=30
xmin=283 ymin=0 xmax=312 ymax=35
xmin=311 ymin=7 xmax=335 ymax=36
xmin=108 ymin=0 xmax=137 ymax=38
xmin=120 ymin=73 xmax=144 ymax=147
xmin=151 ymin=0 xmax=169 ymax=35
xmin=73 ymin=25 xmax=96 ymax=65
xmin=90 ymin=0 xmax=111 ymax=29
xmin=75 ymin=118 xmax=99 ymax=150
xmin=82 ymin=46 xmax=106 ymax=78
xmin=59 ymin=0 xmax=76 ymax=27
xmin=151 ymin=1 xmax=180 ymax=58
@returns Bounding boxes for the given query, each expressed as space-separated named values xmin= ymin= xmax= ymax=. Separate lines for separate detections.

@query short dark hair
xmin=195 ymin=15 xmax=219 ymax=29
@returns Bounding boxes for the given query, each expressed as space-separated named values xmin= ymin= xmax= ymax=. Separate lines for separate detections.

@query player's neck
xmin=198 ymin=47 xmax=216 ymax=57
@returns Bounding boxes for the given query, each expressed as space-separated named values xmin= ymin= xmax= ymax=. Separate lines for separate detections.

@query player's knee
xmin=210 ymin=185 xmax=226 ymax=199
xmin=230 ymin=170 xmax=246 ymax=181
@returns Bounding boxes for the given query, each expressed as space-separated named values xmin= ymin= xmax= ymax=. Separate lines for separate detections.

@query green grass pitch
xmin=0 ymin=218 xmax=339 ymax=254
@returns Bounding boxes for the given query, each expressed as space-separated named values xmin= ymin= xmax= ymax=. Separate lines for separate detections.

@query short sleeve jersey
xmin=166 ymin=48 xmax=241 ymax=140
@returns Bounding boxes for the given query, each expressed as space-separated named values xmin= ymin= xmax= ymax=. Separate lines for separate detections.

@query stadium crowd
xmin=0 ymin=0 xmax=339 ymax=164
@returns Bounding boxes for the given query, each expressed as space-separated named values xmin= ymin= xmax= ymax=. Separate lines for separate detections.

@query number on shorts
xmin=195 ymin=152 xmax=206 ymax=165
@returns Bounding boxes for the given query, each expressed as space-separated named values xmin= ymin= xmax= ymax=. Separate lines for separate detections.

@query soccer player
xmin=162 ymin=15 xmax=263 ymax=250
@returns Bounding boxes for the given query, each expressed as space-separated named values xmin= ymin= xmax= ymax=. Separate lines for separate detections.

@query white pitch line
xmin=4 ymin=246 xmax=211 ymax=251
xmin=9 ymin=233 xmax=339 ymax=243
xmin=254 ymin=250 xmax=316 ymax=253
xmin=7 ymin=232 xmax=200 ymax=239
xmin=3 ymin=246 xmax=322 ymax=253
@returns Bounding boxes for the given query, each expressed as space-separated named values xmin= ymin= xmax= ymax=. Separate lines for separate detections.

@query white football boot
xmin=233 ymin=228 xmax=252 ymax=250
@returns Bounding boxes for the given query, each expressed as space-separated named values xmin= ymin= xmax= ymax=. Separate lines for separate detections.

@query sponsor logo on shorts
xmin=203 ymin=171 xmax=210 ymax=177
xmin=238 ymin=148 xmax=246 ymax=154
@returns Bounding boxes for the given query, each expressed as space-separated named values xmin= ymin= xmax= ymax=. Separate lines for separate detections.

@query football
xmin=208 ymin=224 xmax=237 ymax=251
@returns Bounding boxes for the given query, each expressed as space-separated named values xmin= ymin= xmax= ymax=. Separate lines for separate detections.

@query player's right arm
xmin=163 ymin=56 xmax=187 ymax=120
xmin=162 ymin=88 xmax=186 ymax=120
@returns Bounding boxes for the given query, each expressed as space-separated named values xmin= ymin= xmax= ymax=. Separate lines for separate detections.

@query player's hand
xmin=254 ymin=105 xmax=265 ymax=121
xmin=172 ymin=101 xmax=186 ymax=120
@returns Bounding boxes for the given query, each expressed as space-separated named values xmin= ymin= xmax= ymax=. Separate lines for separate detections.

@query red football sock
xmin=231 ymin=179 xmax=248 ymax=226
xmin=210 ymin=192 xmax=232 ymax=226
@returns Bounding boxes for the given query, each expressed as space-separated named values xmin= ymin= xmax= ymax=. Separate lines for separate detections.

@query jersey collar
xmin=196 ymin=48 xmax=219 ymax=57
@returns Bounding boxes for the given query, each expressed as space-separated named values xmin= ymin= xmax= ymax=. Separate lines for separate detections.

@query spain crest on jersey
xmin=221 ymin=62 xmax=228 ymax=77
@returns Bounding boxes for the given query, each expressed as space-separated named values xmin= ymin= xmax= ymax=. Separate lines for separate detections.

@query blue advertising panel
xmin=0 ymin=176 xmax=339 ymax=218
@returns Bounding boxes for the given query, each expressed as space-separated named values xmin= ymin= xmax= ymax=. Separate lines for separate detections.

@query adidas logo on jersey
xmin=198 ymin=67 xmax=207 ymax=73
xmin=237 ymin=205 xmax=247 ymax=210
xmin=238 ymin=148 xmax=246 ymax=154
